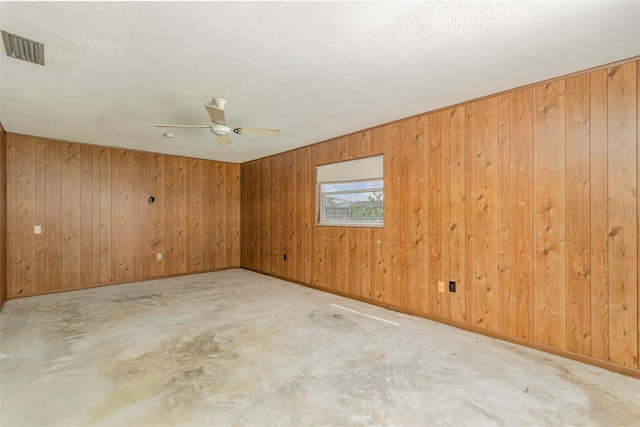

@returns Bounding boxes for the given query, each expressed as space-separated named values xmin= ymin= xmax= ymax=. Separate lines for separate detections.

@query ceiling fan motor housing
xmin=211 ymin=123 xmax=231 ymax=135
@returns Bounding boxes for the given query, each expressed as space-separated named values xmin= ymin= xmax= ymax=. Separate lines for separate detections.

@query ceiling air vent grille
xmin=2 ymin=31 xmax=44 ymax=66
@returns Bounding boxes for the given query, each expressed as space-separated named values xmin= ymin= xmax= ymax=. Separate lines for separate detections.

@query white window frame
xmin=316 ymin=155 xmax=384 ymax=227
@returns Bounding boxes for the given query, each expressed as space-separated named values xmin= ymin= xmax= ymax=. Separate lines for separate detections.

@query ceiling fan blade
xmin=233 ymin=127 xmax=280 ymax=137
xmin=205 ymin=104 xmax=226 ymax=124
xmin=153 ymin=124 xmax=210 ymax=128
xmin=217 ymin=134 xmax=232 ymax=145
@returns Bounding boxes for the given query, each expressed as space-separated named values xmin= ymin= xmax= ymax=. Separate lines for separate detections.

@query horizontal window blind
xmin=316 ymin=155 xmax=383 ymax=183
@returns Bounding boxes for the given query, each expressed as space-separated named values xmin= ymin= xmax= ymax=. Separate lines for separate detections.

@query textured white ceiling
xmin=1 ymin=2 xmax=638 ymax=163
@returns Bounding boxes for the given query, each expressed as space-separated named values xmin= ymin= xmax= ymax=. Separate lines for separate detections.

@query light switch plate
xmin=34 ymin=225 xmax=42 ymax=234
xmin=156 ymin=253 xmax=162 ymax=260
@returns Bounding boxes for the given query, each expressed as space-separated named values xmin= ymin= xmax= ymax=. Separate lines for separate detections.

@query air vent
xmin=2 ymin=31 xmax=44 ymax=66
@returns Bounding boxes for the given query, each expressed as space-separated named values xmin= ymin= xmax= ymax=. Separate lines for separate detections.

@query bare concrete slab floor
xmin=1 ymin=269 xmax=639 ymax=426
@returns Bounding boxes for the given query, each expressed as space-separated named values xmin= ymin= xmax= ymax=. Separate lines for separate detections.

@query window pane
xmin=321 ymin=189 xmax=384 ymax=223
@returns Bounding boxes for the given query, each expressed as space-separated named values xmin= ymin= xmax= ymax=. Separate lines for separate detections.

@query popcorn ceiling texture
xmin=0 ymin=2 xmax=638 ymax=163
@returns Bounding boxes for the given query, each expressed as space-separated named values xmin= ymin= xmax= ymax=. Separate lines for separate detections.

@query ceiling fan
xmin=153 ymin=97 xmax=280 ymax=145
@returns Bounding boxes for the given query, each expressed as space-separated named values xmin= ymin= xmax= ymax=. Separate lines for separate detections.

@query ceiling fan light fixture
xmin=212 ymin=97 xmax=227 ymax=110
xmin=211 ymin=123 xmax=231 ymax=135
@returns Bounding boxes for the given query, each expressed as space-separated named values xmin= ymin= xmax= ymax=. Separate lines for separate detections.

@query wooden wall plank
xmin=240 ymin=161 xmax=248 ymax=267
xmin=283 ymin=151 xmax=297 ymax=282
xmin=335 ymin=227 xmax=348 ymax=294
xmin=151 ymin=154 xmax=165 ymax=275
xmin=241 ymin=160 xmax=256 ymax=269
xmin=167 ymin=155 xmax=178 ymax=274
xmin=326 ymin=211 xmax=339 ymax=293
xmin=362 ymin=128 xmax=382 ymax=300
xmin=98 ymin=148 xmax=112 ymax=284
xmin=450 ymin=106 xmax=466 ymax=323
xmin=271 ymin=154 xmax=283 ymax=276
xmin=440 ymin=110 xmax=452 ymax=319
xmin=62 ymin=143 xmax=82 ymax=287
xmin=177 ymin=156 xmax=188 ymax=274
xmin=221 ymin=162 xmax=231 ymax=268
xmin=347 ymin=231 xmax=359 ymax=297
xmin=92 ymin=147 xmax=101 ymax=284
xmin=380 ymin=124 xmax=396 ymax=305
xmin=120 ymin=149 xmax=134 ymax=281
xmin=0 ymin=128 xmax=6 ymax=306
xmin=263 ymin=158 xmax=272 ymax=275
xmin=14 ymin=137 xmax=36 ymax=295
xmin=80 ymin=145 xmax=94 ymax=285
xmin=607 ymin=62 xmax=638 ymax=367
xmin=256 ymin=159 xmax=266 ymax=273
xmin=566 ymin=73 xmax=592 ymax=355
xmin=475 ymin=98 xmax=499 ymax=330
xmin=399 ymin=121 xmax=411 ymax=308
xmin=533 ymin=81 xmax=567 ymax=349
xmin=300 ymin=147 xmax=313 ymax=284
xmin=46 ymin=140 xmax=63 ymax=290
xmin=293 ymin=151 xmax=304 ymax=282
xmin=427 ymin=113 xmax=443 ymax=315
xmin=187 ymin=158 xmax=202 ymax=271
xmin=590 ymin=68 xmax=610 ymax=361
xmin=224 ymin=164 xmax=238 ymax=266
xmin=141 ymin=152 xmax=153 ymax=278
xmin=219 ymin=162 xmax=228 ymax=268
xmin=228 ymin=163 xmax=241 ymax=267
xmin=110 ymin=149 xmax=120 ymax=282
xmin=509 ymin=88 xmax=534 ymax=341
xmin=370 ymin=128 xmax=385 ymax=301
xmin=202 ymin=157 xmax=212 ymax=271
xmin=34 ymin=140 xmax=47 ymax=291
xmin=211 ymin=162 xmax=221 ymax=268
xmin=6 ymin=134 xmax=16 ymax=295
xmin=496 ymin=94 xmax=511 ymax=335
xmin=409 ymin=115 xmax=428 ymax=313
xmin=637 ymin=59 xmax=640 ymax=369
xmin=130 ymin=152 xmax=141 ymax=279
xmin=386 ymin=124 xmax=400 ymax=305
xmin=258 ymin=159 xmax=265 ymax=272
xmin=465 ymin=102 xmax=477 ymax=325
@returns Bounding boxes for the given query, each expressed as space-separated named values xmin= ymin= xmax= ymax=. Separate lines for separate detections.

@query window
xmin=316 ymin=155 xmax=384 ymax=226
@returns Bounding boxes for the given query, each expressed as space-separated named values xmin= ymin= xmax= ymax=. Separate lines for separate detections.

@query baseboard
xmin=6 ymin=266 xmax=242 ymax=300
xmin=241 ymin=266 xmax=640 ymax=379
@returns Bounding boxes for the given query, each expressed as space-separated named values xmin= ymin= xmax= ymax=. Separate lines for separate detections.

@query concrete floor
xmin=1 ymin=269 xmax=639 ymax=426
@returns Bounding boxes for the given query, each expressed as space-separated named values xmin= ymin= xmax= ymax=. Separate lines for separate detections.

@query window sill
xmin=316 ymin=222 xmax=384 ymax=228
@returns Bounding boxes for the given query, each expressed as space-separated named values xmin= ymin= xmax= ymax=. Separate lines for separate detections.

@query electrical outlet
xmin=438 ymin=281 xmax=445 ymax=293
xmin=34 ymin=225 xmax=42 ymax=234
xmin=449 ymin=281 xmax=456 ymax=292
xmin=156 ymin=253 xmax=162 ymax=260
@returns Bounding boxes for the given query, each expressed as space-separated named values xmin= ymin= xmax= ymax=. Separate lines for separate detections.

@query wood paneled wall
xmin=0 ymin=125 xmax=7 ymax=309
xmin=241 ymin=59 xmax=640 ymax=375
xmin=6 ymin=135 xmax=241 ymax=297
